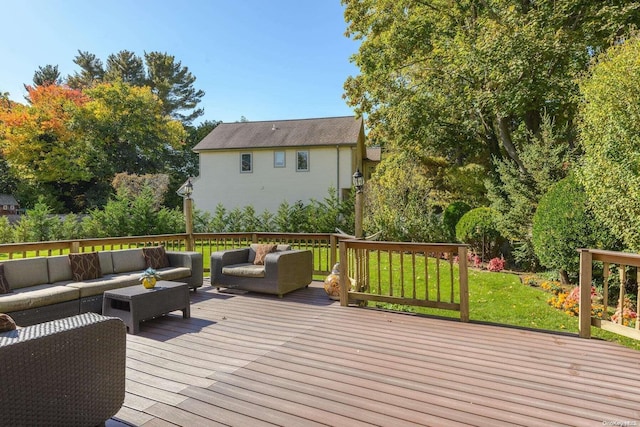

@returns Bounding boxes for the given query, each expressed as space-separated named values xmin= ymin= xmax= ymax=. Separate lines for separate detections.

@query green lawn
xmin=372 ymin=267 xmax=640 ymax=351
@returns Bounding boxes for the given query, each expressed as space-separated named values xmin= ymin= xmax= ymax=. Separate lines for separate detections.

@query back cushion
xmin=111 ymin=249 xmax=146 ymax=273
xmin=98 ymin=252 xmax=114 ymax=275
xmin=48 ymin=255 xmax=74 ymax=283
xmin=3 ymin=257 xmax=49 ymax=289
xmin=249 ymin=243 xmax=292 ymax=263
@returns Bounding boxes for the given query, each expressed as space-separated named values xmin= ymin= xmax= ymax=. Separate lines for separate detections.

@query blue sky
xmin=1 ymin=1 xmax=360 ymax=124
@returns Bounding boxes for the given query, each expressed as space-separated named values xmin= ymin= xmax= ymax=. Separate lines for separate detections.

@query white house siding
xmin=192 ymin=145 xmax=355 ymax=214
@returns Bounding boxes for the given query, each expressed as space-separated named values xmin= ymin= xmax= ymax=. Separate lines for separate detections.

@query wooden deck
xmin=109 ymin=281 xmax=640 ymax=427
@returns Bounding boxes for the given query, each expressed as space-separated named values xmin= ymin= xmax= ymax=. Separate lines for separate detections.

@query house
xmin=191 ymin=116 xmax=372 ymax=214
xmin=0 ymin=194 xmax=19 ymax=215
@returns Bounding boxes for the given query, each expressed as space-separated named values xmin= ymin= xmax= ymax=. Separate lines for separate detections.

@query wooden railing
xmin=0 ymin=234 xmax=471 ymax=318
xmin=579 ymin=249 xmax=640 ymax=339
xmin=0 ymin=234 xmax=189 ymax=258
xmin=0 ymin=232 xmax=346 ymax=277
xmin=195 ymin=232 xmax=346 ymax=276
xmin=339 ymin=240 xmax=469 ymax=322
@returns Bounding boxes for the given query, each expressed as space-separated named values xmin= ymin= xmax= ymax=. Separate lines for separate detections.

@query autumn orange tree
xmin=0 ymin=82 xmax=186 ymax=211
xmin=0 ymin=85 xmax=90 ymax=183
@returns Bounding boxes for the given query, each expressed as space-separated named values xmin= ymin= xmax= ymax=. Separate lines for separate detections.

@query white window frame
xmin=240 ymin=152 xmax=253 ymax=173
xmin=274 ymin=151 xmax=286 ymax=168
xmin=296 ymin=150 xmax=309 ymax=172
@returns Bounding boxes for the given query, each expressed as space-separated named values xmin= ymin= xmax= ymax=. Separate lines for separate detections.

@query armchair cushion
xmin=222 ymin=263 xmax=266 ymax=278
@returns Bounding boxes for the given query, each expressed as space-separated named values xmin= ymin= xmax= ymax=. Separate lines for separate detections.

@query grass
xmin=372 ymin=266 xmax=640 ymax=351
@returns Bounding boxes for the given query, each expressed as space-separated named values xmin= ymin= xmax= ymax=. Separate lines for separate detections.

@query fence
xmin=339 ymin=240 xmax=469 ymax=321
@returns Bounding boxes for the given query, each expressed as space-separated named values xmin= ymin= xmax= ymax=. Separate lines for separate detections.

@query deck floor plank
xmin=110 ymin=281 xmax=640 ymax=426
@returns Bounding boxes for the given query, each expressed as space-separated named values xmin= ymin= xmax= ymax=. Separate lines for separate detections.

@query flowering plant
xmin=487 ymin=256 xmax=505 ymax=272
xmin=139 ymin=267 xmax=162 ymax=282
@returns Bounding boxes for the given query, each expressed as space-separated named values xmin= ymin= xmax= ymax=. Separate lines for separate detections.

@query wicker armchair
xmin=0 ymin=312 xmax=126 ymax=426
xmin=211 ymin=244 xmax=313 ymax=297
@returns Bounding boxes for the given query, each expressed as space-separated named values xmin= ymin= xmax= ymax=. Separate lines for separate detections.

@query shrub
xmin=443 ymin=201 xmax=471 ymax=241
xmin=532 ymin=173 xmax=617 ymax=283
xmin=487 ymin=257 xmax=505 ymax=272
xmin=455 ymin=207 xmax=504 ymax=261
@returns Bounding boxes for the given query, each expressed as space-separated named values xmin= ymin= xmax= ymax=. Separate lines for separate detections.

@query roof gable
xmin=0 ymin=194 xmax=18 ymax=205
xmin=193 ymin=116 xmax=363 ymax=151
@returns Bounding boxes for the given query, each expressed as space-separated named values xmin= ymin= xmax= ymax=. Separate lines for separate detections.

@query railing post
xmin=330 ymin=234 xmax=337 ymax=269
xmin=579 ymin=249 xmax=593 ymax=338
xmin=70 ymin=241 xmax=80 ymax=254
xmin=458 ymin=246 xmax=469 ymax=322
xmin=339 ymin=241 xmax=349 ymax=306
xmin=184 ymin=197 xmax=194 ymax=252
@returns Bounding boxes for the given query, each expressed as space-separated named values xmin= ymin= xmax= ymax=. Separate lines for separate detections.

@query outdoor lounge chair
xmin=210 ymin=244 xmax=313 ymax=297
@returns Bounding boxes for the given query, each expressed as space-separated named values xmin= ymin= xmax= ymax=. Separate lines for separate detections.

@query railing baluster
xmin=619 ymin=265 xmax=627 ymax=325
xmin=603 ymin=262 xmax=609 ymax=321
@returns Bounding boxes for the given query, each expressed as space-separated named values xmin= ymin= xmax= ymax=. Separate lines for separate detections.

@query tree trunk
xmin=559 ymin=269 xmax=570 ymax=285
xmin=497 ymin=115 xmax=526 ymax=173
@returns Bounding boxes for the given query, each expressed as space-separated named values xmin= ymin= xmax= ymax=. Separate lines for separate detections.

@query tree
xmin=486 ymin=114 xmax=574 ymax=269
xmin=0 ymin=85 xmax=91 ymax=186
xmin=111 ymin=173 xmax=170 ymax=209
xmin=67 ymin=50 xmax=105 ymax=89
xmin=78 ymin=81 xmax=187 ymax=179
xmin=342 ymin=0 xmax=639 ymax=180
xmin=145 ymin=51 xmax=205 ymax=123
xmin=32 ymin=65 xmax=61 ymax=86
xmin=579 ymin=34 xmax=640 ymax=251
xmin=67 ymin=50 xmax=205 ymax=124
xmin=164 ymin=120 xmax=219 ymax=209
xmin=104 ymin=50 xmax=146 ymax=86
xmin=364 ymin=152 xmax=449 ymax=242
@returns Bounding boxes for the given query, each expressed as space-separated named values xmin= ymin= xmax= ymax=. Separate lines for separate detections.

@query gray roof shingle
xmin=0 ymin=195 xmax=18 ymax=206
xmin=193 ymin=116 xmax=363 ymax=151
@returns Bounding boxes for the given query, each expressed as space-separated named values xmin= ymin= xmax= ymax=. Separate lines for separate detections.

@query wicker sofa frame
xmin=0 ymin=248 xmax=203 ymax=326
xmin=0 ymin=312 xmax=126 ymax=426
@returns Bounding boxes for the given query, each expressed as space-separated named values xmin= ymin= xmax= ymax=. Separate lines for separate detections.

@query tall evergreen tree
xmin=32 ymin=65 xmax=61 ymax=86
xmin=104 ymin=50 xmax=146 ymax=86
xmin=67 ymin=50 xmax=204 ymax=124
xmin=144 ymin=51 xmax=205 ymax=123
xmin=67 ymin=51 xmax=105 ymax=89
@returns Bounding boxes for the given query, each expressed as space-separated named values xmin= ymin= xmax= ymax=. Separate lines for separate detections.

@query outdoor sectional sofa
xmin=0 ymin=312 xmax=126 ymax=426
xmin=211 ymin=243 xmax=312 ymax=297
xmin=0 ymin=247 xmax=203 ymax=326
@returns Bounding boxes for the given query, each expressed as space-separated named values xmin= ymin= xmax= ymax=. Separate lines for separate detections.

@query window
xmin=274 ymin=151 xmax=285 ymax=168
xmin=296 ymin=150 xmax=309 ymax=172
xmin=240 ymin=153 xmax=252 ymax=173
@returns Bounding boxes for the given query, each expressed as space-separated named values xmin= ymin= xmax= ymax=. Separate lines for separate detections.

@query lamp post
xmin=177 ymin=178 xmax=194 ymax=251
xmin=353 ymin=169 xmax=364 ymax=239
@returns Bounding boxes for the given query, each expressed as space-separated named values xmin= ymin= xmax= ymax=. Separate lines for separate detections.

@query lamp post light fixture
xmin=177 ymin=178 xmax=194 ymax=251
xmin=352 ymin=169 xmax=364 ymax=194
xmin=353 ymin=169 xmax=364 ymax=239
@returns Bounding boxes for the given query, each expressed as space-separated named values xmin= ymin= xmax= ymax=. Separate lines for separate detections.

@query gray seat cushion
xmin=0 ymin=284 xmax=80 ymax=312
xmin=222 ymin=263 xmax=266 ymax=278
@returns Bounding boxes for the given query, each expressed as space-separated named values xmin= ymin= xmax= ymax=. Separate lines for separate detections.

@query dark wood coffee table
xmin=102 ymin=281 xmax=190 ymax=334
